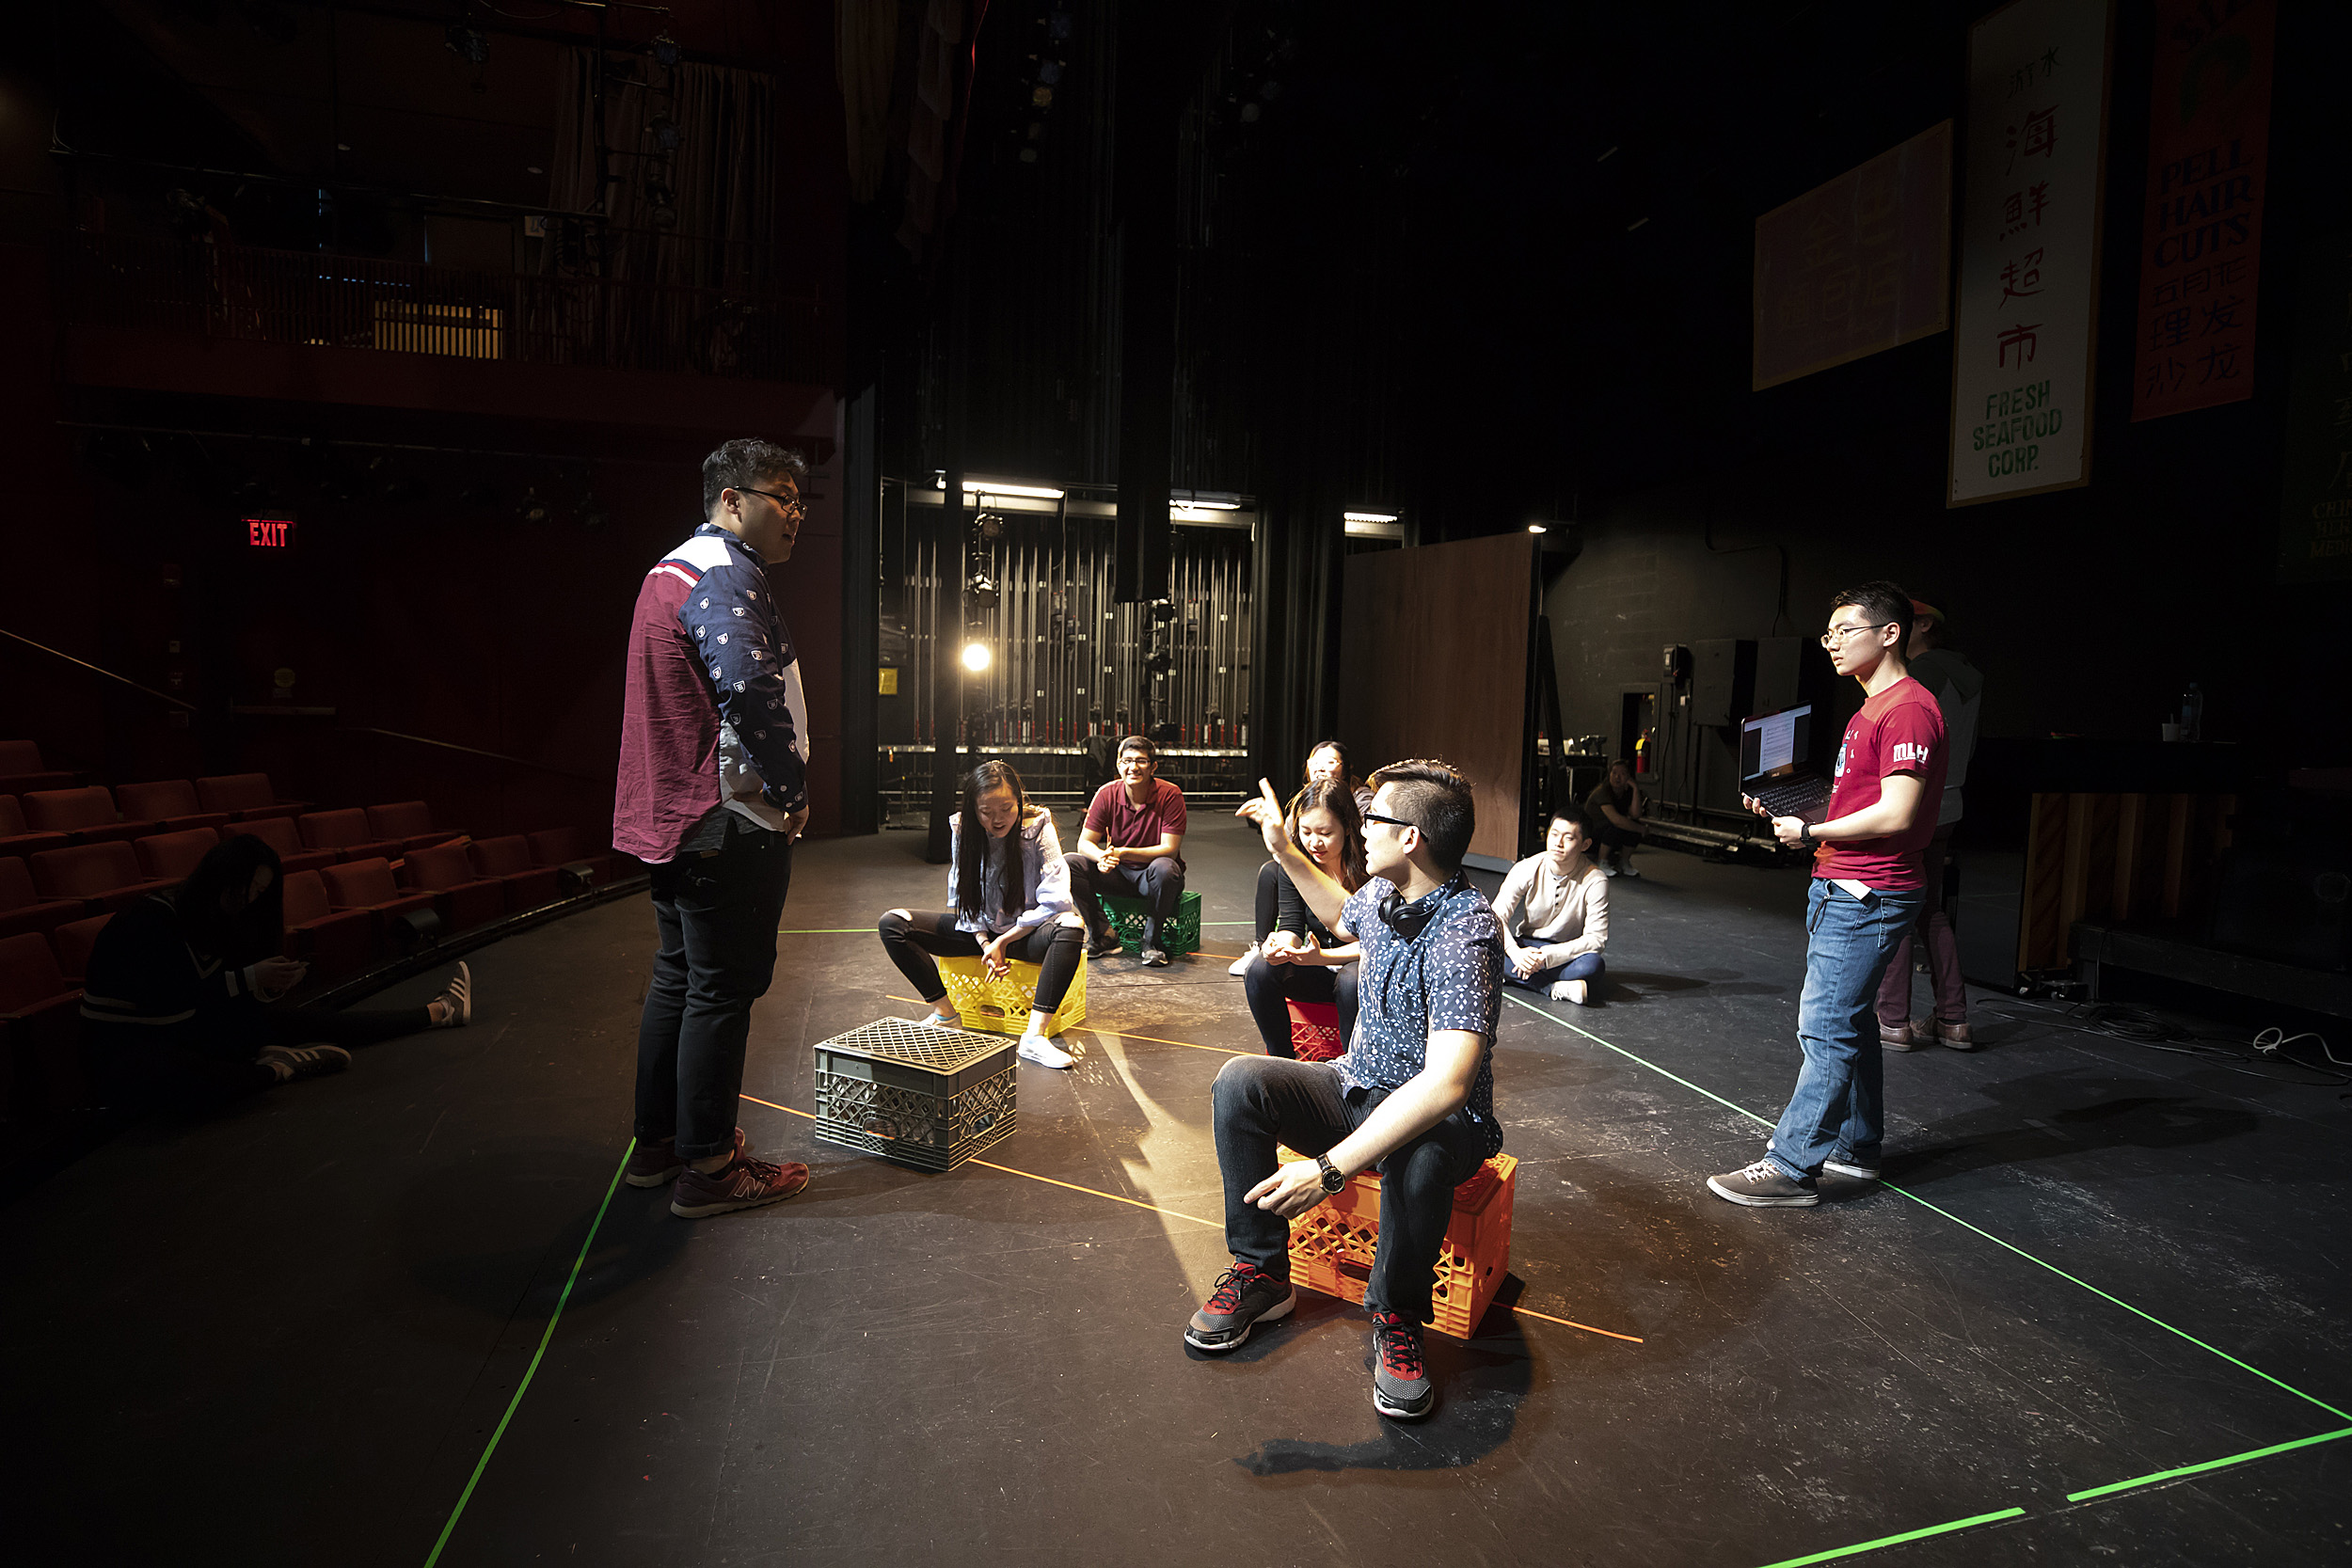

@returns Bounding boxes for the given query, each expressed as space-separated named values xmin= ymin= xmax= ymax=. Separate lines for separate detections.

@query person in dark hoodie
xmin=81 ymin=833 xmax=472 ymax=1107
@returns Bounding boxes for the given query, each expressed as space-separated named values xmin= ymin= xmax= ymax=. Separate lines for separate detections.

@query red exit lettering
xmin=243 ymin=515 xmax=295 ymax=548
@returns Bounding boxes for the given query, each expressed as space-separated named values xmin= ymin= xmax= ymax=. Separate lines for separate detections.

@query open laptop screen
xmin=1740 ymin=704 xmax=1812 ymax=784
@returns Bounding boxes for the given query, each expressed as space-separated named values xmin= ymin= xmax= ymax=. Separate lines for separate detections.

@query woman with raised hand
xmin=1234 ymin=779 xmax=1367 ymax=1055
xmin=1494 ymin=809 xmax=1610 ymax=1004
xmin=878 ymin=759 xmax=1089 ymax=1069
xmin=1230 ymin=739 xmax=1375 ymax=976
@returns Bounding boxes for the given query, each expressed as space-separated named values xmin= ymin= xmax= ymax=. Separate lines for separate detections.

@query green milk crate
xmin=1096 ymin=888 xmax=1201 ymax=957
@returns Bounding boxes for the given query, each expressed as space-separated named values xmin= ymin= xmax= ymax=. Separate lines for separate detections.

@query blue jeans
xmin=1502 ymin=952 xmax=1606 ymax=992
xmin=1764 ymin=879 xmax=1922 ymax=1181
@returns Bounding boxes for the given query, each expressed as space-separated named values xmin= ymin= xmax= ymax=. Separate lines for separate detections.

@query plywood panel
xmin=1338 ymin=534 xmax=1537 ymax=865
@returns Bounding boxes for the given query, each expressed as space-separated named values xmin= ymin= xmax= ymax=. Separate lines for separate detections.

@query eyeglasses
xmin=735 ymin=484 xmax=806 ymax=519
xmin=1360 ymin=810 xmax=1420 ymax=832
xmin=1820 ymin=621 xmax=1894 ymax=649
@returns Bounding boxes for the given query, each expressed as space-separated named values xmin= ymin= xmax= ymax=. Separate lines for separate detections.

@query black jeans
xmin=1066 ymin=855 xmax=1184 ymax=945
xmin=634 ymin=821 xmax=794 ymax=1159
xmin=103 ymin=1000 xmax=435 ymax=1107
xmin=1210 ymin=1056 xmax=1484 ymax=1325
xmin=1239 ymin=951 xmax=1359 ymax=1058
xmin=877 ymin=910 xmax=1084 ymax=1013
xmin=1251 ymin=861 xmax=1281 ymax=943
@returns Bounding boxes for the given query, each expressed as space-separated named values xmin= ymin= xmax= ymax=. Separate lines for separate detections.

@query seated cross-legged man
xmin=877 ymin=760 xmax=1089 ymax=1070
xmin=1063 ymin=734 xmax=1187 ymax=967
xmin=1237 ymin=779 xmax=1366 ymax=1056
xmin=1493 ymin=809 xmax=1610 ymax=1005
xmin=1189 ymin=760 xmax=1504 ymax=1423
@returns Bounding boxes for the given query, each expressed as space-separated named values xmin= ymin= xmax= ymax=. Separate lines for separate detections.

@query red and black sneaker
xmin=669 ymin=1148 xmax=810 ymax=1218
xmin=1369 ymin=1310 xmax=1435 ymax=1419
xmin=1184 ymin=1261 xmax=1295 ymax=1352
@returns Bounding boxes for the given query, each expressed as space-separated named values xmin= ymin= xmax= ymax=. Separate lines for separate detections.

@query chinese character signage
xmin=2276 ymin=237 xmax=2352 ymax=583
xmin=1948 ymin=0 xmax=2115 ymax=507
xmin=1753 ymin=122 xmax=1951 ymax=391
xmin=2130 ymin=0 xmax=2273 ymax=420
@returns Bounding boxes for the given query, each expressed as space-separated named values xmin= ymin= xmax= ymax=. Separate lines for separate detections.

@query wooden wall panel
xmin=1337 ymin=534 xmax=1538 ymax=866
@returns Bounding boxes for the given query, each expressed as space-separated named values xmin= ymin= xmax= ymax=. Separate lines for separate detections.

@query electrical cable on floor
xmin=1981 ymin=997 xmax=2349 ymax=1088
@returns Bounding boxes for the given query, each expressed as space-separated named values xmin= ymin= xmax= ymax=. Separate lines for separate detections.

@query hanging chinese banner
xmin=2130 ymin=0 xmax=2273 ymax=420
xmin=1753 ymin=122 xmax=1952 ymax=391
xmin=2276 ymin=236 xmax=2352 ymax=584
xmin=1947 ymin=0 xmax=2115 ymax=507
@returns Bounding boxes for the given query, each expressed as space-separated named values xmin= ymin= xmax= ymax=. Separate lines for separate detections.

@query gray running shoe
xmin=1369 ymin=1310 xmax=1435 ymax=1419
xmin=1707 ymin=1159 xmax=1820 ymax=1207
xmin=1083 ymin=929 xmax=1124 ymax=960
xmin=1139 ymin=946 xmax=1170 ymax=968
xmin=1821 ymin=1153 xmax=1881 ymax=1180
xmin=670 ymin=1150 xmax=810 ymax=1218
xmin=1184 ymin=1262 xmax=1295 ymax=1351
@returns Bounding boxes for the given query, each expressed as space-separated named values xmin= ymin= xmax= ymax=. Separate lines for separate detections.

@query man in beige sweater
xmin=1494 ymin=810 xmax=1610 ymax=1004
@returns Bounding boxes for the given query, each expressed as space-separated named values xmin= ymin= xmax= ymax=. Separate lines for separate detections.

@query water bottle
xmin=2180 ymin=684 xmax=2203 ymax=744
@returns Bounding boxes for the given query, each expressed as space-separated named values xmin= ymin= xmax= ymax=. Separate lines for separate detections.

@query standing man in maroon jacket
xmin=612 ymin=437 xmax=815 ymax=1219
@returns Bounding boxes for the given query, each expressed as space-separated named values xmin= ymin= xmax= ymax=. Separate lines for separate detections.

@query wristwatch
xmin=1316 ymin=1154 xmax=1346 ymax=1194
xmin=1796 ymin=822 xmax=1817 ymax=850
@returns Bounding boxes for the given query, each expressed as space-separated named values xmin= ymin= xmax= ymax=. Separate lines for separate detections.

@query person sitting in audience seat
xmin=1494 ymin=810 xmax=1610 ymax=1005
xmin=879 ymin=760 xmax=1089 ymax=1069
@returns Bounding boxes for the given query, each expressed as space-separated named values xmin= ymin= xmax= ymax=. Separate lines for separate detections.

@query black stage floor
xmin=6 ymin=817 xmax=2348 ymax=1566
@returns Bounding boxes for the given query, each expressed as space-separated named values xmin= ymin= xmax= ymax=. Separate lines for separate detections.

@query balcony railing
xmin=53 ymin=231 xmax=826 ymax=385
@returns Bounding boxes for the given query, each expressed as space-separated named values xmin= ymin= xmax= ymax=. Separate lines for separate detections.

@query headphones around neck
xmin=1377 ymin=873 xmax=1463 ymax=942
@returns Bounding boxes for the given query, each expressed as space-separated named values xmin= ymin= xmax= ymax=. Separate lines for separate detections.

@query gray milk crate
xmin=812 ymin=1019 xmax=1018 ymax=1172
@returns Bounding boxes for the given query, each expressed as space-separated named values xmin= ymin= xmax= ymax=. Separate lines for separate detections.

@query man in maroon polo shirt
xmin=1065 ymin=735 xmax=1188 ymax=966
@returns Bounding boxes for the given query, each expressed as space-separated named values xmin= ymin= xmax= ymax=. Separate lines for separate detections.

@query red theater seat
xmin=114 ymin=780 xmax=232 ymax=834
xmin=21 ymin=786 xmax=154 ymax=846
xmin=528 ymin=826 xmax=624 ymax=887
xmin=469 ymin=835 xmax=563 ymax=911
xmin=403 ymin=844 xmax=504 ymax=933
xmin=0 ymin=739 xmax=81 ymax=798
xmin=134 ymin=827 xmax=222 ymax=883
xmin=320 ymin=858 xmax=436 ymax=930
xmin=0 ymin=930 xmax=84 ymax=1116
xmin=193 ymin=773 xmax=311 ymax=822
xmin=0 ymin=858 xmax=83 ymax=941
xmin=298 ymin=809 xmax=405 ymax=864
xmin=222 ymin=816 xmax=338 ymax=875
xmin=0 ymin=796 xmax=70 ymax=861
xmin=48 ymin=912 xmax=112 ymax=988
xmin=29 ymin=843 xmax=174 ymax=914
xmin=366 ymin=801 xmax=463 ymax=853
xmin=281 ymin=870 xmax=373 ymax=978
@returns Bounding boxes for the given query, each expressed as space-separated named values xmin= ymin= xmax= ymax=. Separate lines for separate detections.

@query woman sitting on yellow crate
xmin=879 ymin=759 xmax=1089 ymax=1070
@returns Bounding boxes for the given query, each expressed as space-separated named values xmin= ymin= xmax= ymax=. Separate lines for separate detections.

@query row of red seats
xmin=2 ymin=774 xmax=340 ymax=855
xmin=0 ymin=739 xmax=83 ymax=798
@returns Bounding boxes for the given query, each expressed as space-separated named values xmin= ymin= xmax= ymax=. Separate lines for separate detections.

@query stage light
xmin=1527 ymin=523 xmax=1549 ymax=533
xmin=961 ymin=641 xmax=993 ymax=672
xmin=1146 ymin=649 xmax=1172 ymax=676
xmin=1343 ymin=511 xmax=1398 ymax=523
xmin=651 ymin=30 xmax=681 ymax=67
xmin=968 ymin=572 xmax=1001 ymax=609
xmin=445 ymin=22 xmax=488 ymax=65
xmin=649 ymin=115 xmax=682 ymax=151
xmin=963 ymin=479 xmax=1065 ymax=499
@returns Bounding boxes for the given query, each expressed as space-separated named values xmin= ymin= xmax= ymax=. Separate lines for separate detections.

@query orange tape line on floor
xmin=736 ymin=1091 xmax=1644 ymax=1344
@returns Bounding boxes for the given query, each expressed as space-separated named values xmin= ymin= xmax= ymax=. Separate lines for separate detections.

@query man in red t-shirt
xmin=1708 ymin=580 xmax=1947 ymax=1208
xmin=1067 ymin=735 xmax=1188 ymax=966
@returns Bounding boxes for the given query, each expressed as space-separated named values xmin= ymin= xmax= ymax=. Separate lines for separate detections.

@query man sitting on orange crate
xmin=1190 ymin=759 xmax=1503 ymax=1421
xmin=878 ymin=759 xmax=1089 ymax=1070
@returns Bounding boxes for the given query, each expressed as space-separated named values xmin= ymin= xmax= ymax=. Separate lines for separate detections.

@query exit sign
xmin=244 ymin=514 xmax=296 ymax=550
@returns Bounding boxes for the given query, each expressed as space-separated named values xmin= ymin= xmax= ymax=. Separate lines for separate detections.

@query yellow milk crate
xmin=935 ymin=952 xmax=1088 ymax=1037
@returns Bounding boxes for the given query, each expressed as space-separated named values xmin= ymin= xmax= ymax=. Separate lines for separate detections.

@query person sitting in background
xmin=1232 ymin=740 xmax=1377 ymax=976
xmin=1237 ymin=780 xmax=1367 ymax=1055
xmin=1876 ymin=597 xmax=1981 ymax=1051
xmin=1493 ymin=810 xmax=1610 ymax=1005
xmin=1065 ymin=735 xmax=1188 ymax=967
xmin=880 ymin=759 xmax=1089 ymax=1069
xmin=1585 ymin=758 xmax=1646 ymax=878
xmin=83 ymin=834 xmax=472 ymax=1108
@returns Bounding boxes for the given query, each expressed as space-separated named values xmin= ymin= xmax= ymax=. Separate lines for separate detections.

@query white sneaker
xmin=1016 ymin=1033 xmax=1074 ymax=1069
xmin=1549 ymin=978 xmax=1588 ymax=1005
xmin=918 ymin=1010 xmax=961 ymax=1029
xmin=1600 ymin=863 xmax=1619 ymax=879
xmin=1227 ymin=942 xmax=1256 ymax=977
xmin=1618 ymin=862 xmax=1641 ymax=879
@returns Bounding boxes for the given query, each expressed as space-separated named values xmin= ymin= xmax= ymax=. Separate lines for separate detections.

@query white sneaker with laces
xmin=1227 ymin=943 xmax=1255 ymax=977
xmin=1016 ymin=1033 xmax=1075 ymax=1069
xmin=1549 ymin=978 xmax=1588 ymax=1005
xmin=918 ymin=1010 xmax=961 ymax=1029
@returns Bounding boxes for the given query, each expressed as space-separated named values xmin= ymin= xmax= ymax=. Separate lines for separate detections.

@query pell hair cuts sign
xmin=2130 ymin=0 xmax=2274 ymax=420
xmin=1948 ymin=0 xmax=2115 ymax=507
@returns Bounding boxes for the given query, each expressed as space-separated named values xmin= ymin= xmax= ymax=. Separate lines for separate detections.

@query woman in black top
xmin=1238 ymin=780 xmax=1367 ymax=1056
xmin=1230 ymin=740 xmax=1375 ymax=976
xmin=83 ymin=833 xmax=473 ymax=1107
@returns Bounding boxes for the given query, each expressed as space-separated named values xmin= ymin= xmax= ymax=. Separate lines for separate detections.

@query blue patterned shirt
xmin=1335 ymin=873 xmax=1505 ymax=1157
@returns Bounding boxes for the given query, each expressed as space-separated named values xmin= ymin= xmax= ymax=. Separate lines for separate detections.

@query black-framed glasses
xmin=735 ymin=484 xmax=806 ymax=519
xmin=1361 ymin=809 xmax=1420 ymax=832
xmin=1820 ymin=621 xmax=1893 ymax=649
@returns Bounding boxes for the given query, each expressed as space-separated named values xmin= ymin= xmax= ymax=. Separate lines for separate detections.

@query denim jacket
xmin=946 ymin=807 xmax=1074 ymax=936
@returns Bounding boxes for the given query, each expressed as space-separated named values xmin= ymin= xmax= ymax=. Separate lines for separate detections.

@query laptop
xmin=1739 ymin=703 xmax=1833 ymax=823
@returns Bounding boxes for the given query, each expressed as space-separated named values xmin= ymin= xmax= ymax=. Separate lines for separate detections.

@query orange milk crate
xmin=1280 ymin=1148 xmax=1518 ymax=1339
